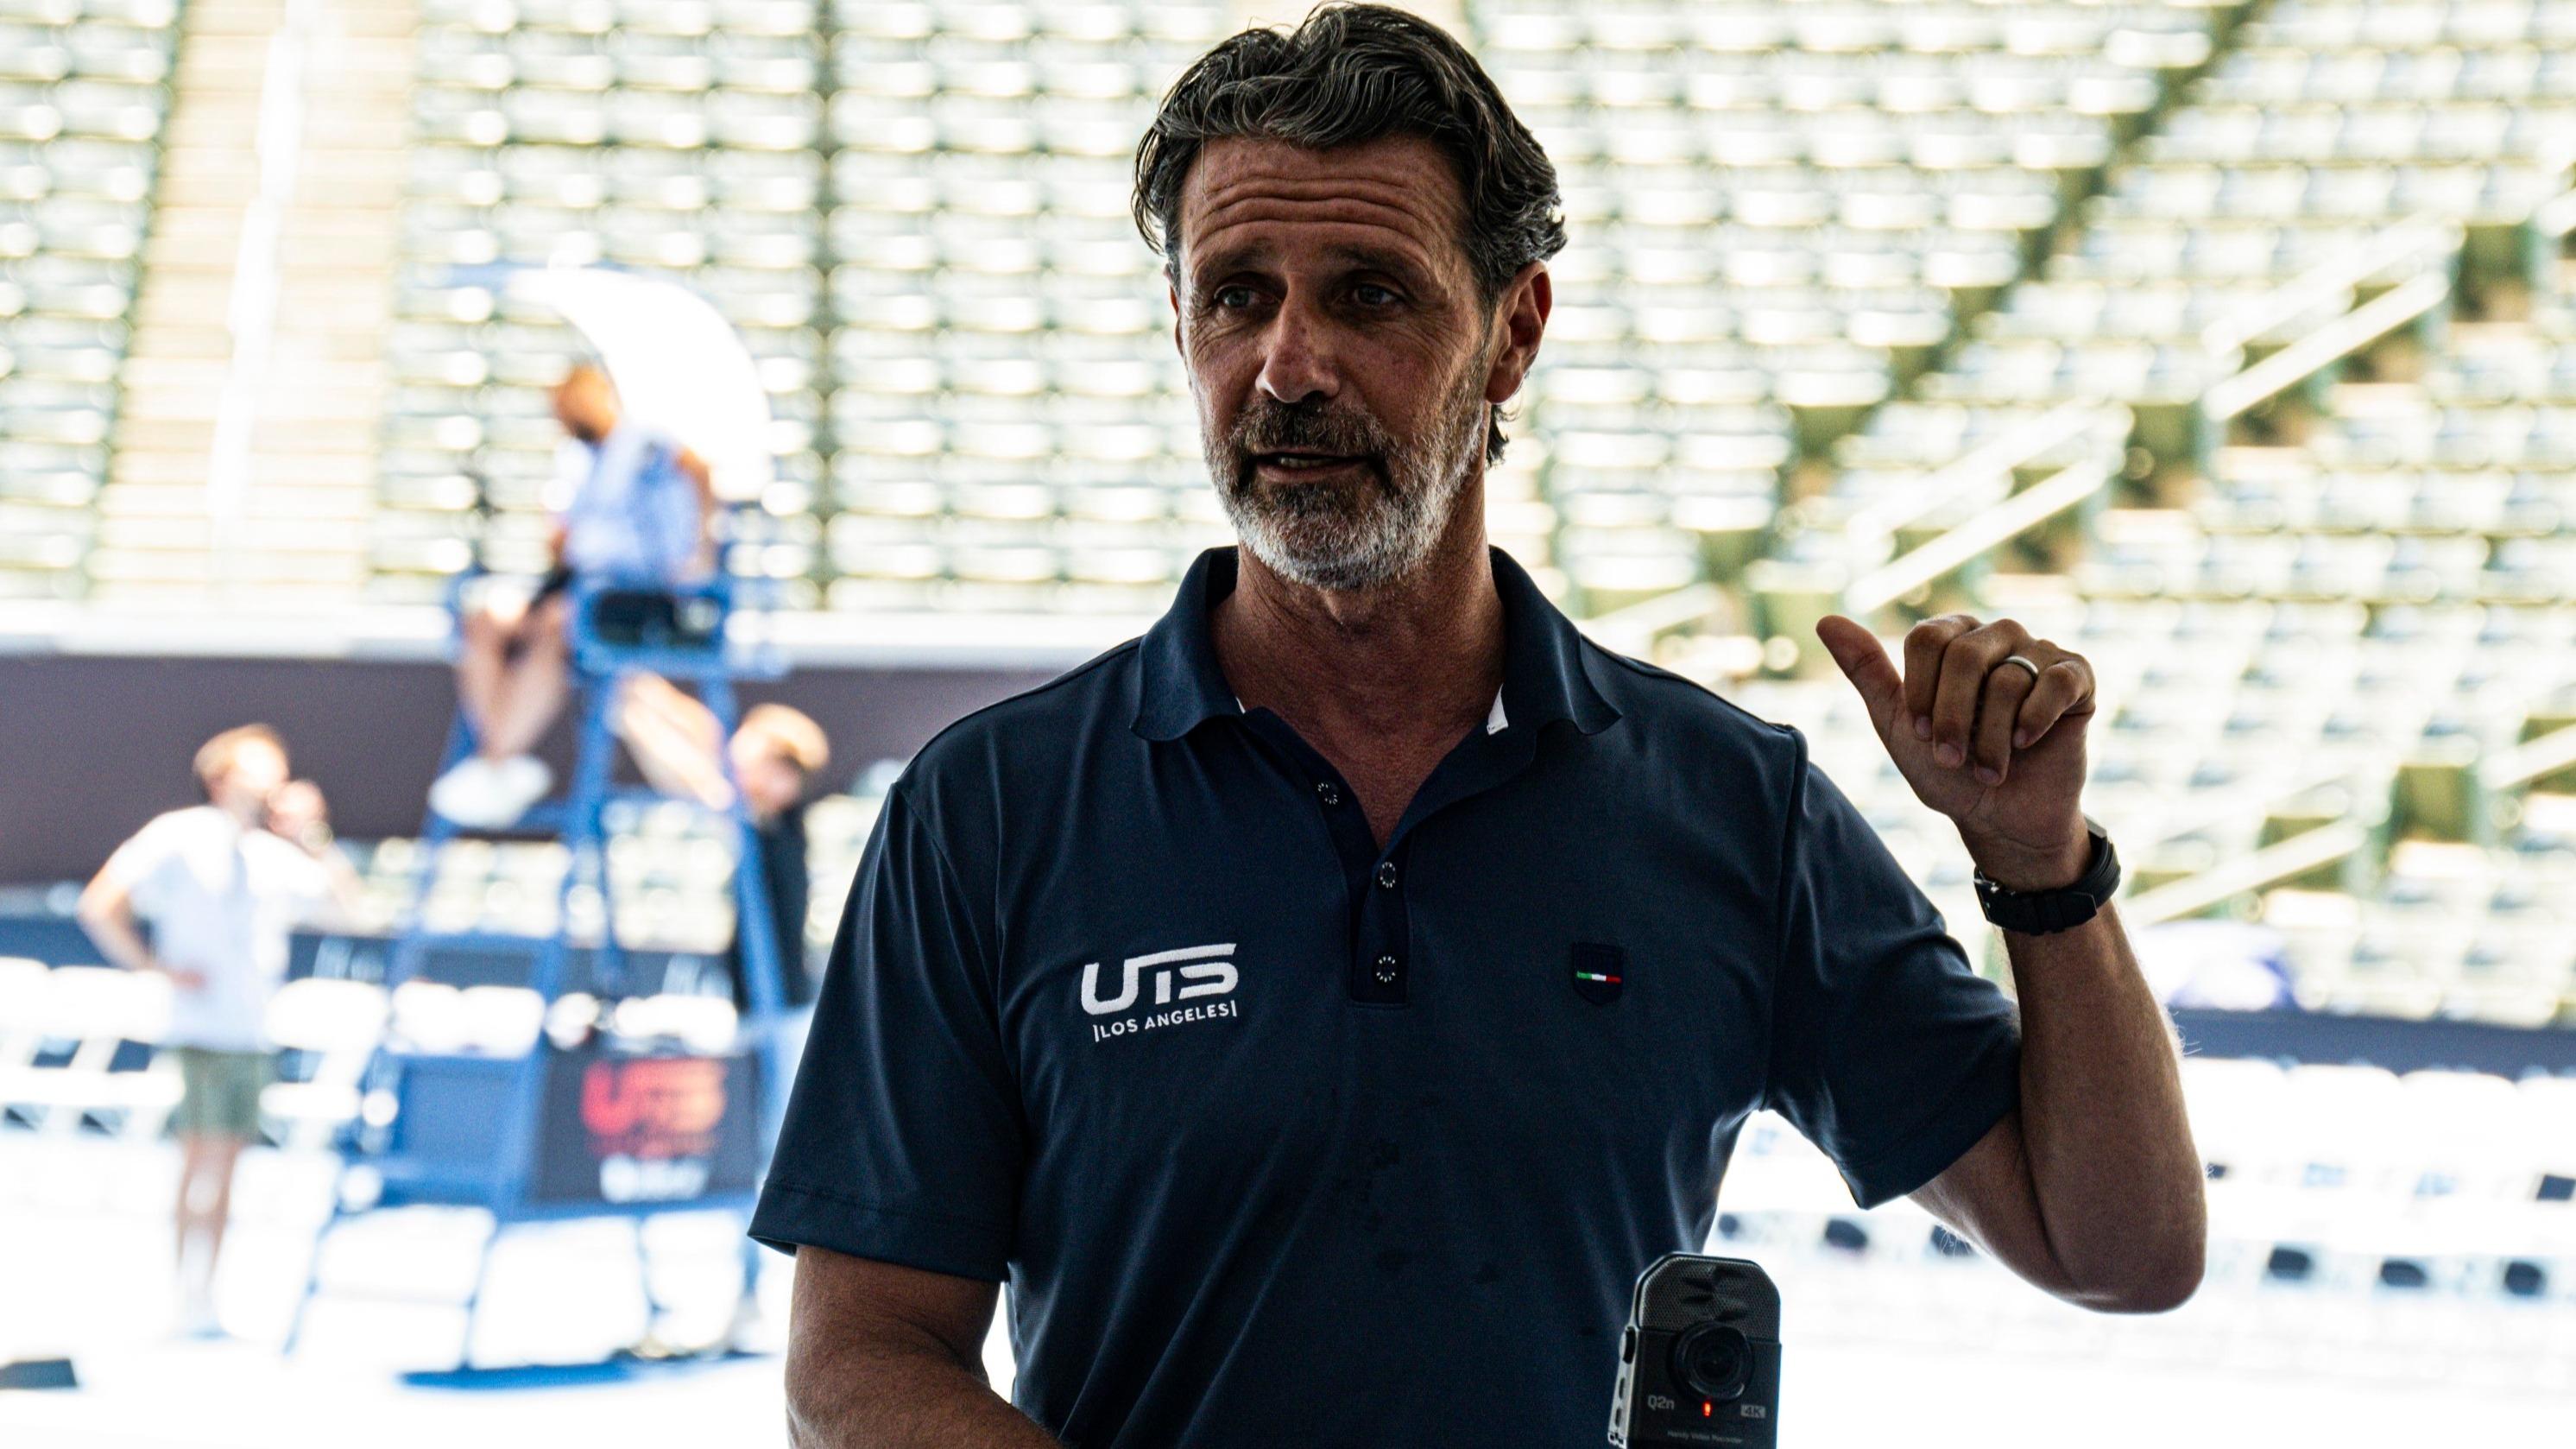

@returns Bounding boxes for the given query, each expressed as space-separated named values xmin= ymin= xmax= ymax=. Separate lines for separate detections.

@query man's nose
xmin=1255 ymin=305 xmax=1339 ymax=407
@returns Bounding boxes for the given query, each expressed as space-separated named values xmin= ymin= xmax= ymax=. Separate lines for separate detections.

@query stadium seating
xmin=259 ymin=977 xmax=392 ymax=1149
xmin=1465 ymin=0 xmax=2232 ymax=609
xmin=0 ymin=962 xmax=178 ymax=1136
xmin=9 ymin=0 xmax=2576 ymax=1028
xmin=1711 ymin=0 xmax=2576 ymax=1028
xmin=0 ymin=0 xmax=2554 ymax=641
xmin=361 ymin=0 xmax=2247 ymax=617
xmin=0 ymin=963 xmax=733 ymax=1148
xmin=337 ymin=792 xmax=850 ymax=960
xmin=1715 ymin=1051 xmax=2576 ymax=1370
xmin=0 ymin=0 xmax=176 ymax=601
xmin=366 ymin=0 xmax=1255 ymax=617
xmin=0 ymin=954 xmax=55 ymax=1098
xmin=371 ymin=0 xmax=838 ymax=604
xmin=819 ymin=0 xmax=1241 ymax=617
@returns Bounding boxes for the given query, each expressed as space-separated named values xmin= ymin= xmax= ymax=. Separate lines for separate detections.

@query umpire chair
xmin=285 ymin=516 xmax=799 ymax=1369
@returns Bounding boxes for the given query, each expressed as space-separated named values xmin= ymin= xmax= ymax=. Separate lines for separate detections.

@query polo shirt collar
xmin=1133 ymin=546 xmax=1620 ymax=743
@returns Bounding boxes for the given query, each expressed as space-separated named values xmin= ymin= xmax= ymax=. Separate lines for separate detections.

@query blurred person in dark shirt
xmin=615 ymin=674 xmax=829 ymax=1012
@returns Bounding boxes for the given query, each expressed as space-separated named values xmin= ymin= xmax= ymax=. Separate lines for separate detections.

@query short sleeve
xmin=100 ymin=817 xmax=180 ymax=920
xmin=283 ymin=840 xmax=337 ymax=917
xmin=1762 ymin=733 xmax=2023 ymax=1209
xmin=256 ymin=836 xmax=334 ymax=920
xmin=749 ymin=784 xmax=1024 ymax=1281
xmin=544 ymin=438 xmax=589 ymax=515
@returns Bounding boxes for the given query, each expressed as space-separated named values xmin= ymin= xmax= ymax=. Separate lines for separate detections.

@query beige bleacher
xmin=1716 ymin=0 xmax=2576 ymax=1030
xmin=86 ymin=0 xmax=414 ymax=610
xmin=0 ymin=0 xmax=179 ymax=604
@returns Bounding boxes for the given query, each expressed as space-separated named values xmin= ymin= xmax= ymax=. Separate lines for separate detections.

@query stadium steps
xmin=1774 ymin=0 xmax=2275 ymax=567
xmin=91 ymin=0 xmax=416 ymax=611
xmin=1856 ymin=0 xmax=2271 ymax=442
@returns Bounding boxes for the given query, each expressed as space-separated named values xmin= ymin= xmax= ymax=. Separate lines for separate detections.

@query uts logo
xmin=1081 ymin=942 xmax=1241 ymax=1042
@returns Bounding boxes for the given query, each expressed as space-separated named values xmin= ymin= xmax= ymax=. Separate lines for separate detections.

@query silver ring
xmin=2000 ymin=655 xmax=2042 ymax=683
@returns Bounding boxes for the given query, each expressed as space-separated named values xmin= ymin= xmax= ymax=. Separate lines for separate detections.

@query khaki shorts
xmin=171 ymin=1047 xmax=272 ymax=1140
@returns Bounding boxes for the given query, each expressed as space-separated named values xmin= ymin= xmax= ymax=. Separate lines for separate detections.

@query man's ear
xmin=1169 ymin=281 xmax=1184 ymax=358
xmin=1482 ymin=263 xmax=1551 ymax=407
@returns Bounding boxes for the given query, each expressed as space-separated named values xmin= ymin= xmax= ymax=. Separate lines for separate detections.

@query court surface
xmin=3 ymin=1136 xmax=2567 ymax=1448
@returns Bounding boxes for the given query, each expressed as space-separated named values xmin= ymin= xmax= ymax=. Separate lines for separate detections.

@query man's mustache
xmin=1228 ymin=400 xmax=1395 ymax=462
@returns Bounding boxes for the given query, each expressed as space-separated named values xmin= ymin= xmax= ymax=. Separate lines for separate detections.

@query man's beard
xmin=1203 ymin=368 xmax=1487 ymax=593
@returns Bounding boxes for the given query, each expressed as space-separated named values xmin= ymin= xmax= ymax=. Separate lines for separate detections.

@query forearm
xmin=274 ymin=810 xmax=365 ymax=924
xmin=1817 ymin=611 xmax=2202 ymax=1308
xmin=75 ymin=902 xmax=155 ymax=973
xmin=2000 ymin=903 xmax=2206 ymax=1309
xmin=319 ymin=850 xmax=367 ymax=922
xmin=786 ymin=1342 xmax=1060 ymax=1449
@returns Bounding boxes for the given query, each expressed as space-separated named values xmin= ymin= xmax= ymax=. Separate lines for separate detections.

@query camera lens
xmin=1669 ymin=1322 xmax=1753 ymax=1402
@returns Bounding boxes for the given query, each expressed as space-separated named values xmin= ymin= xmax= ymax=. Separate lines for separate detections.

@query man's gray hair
xmin=1132 ymin=2 xmax=1567 ymax=462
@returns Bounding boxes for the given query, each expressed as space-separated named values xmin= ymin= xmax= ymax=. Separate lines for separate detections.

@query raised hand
xmin=1814 ymin=612 xmax=2098 ymax=890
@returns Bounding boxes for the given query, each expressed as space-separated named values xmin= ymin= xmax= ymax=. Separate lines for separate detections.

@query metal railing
xmin=2200 ymin=269 xmax=2453 ymax=421
xmin=1579 ymin=581 xmax=1727 ymax=659
xmin=1838 ymin=400 xmax=2115 ymax=559
xmin=1588 ymin=212 xmax=2473 ymax=669
xmin=1829 ymin=217 xmax=2466 ymax=617
xmin=1840 ymin=441 xmax=2125 ymax=615
xmin=2530 ymin=188 xmax=2576 ymax=242
xmin=2197 ymin=217 xmax=2459 ymax=356
xmin=2120 ymin=820 xmax=2371 ymax=928
xmin=2482 ymin=721 xmax=2576 ymax=794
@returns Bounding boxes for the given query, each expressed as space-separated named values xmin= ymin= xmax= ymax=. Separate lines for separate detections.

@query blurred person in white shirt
xmin=76 ymin=724 xmax=360 ymax=1336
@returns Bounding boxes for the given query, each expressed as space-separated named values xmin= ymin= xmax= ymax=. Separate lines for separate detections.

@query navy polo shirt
xmin=753 ymin=547 xmax=2022 ymax=1448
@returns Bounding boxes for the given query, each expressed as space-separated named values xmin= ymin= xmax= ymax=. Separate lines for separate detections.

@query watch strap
xmin=1973 ymin=824 xmax=2119 ymax=936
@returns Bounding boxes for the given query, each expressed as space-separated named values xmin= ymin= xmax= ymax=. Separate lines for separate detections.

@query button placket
xmin=1348 ymin=832 xmax=1411 ymax=1003
xmin=1239 ymin=716 xmax=1398 ymax=1004
xmin=1237 ymin=708 xmax=1474 ymax=1009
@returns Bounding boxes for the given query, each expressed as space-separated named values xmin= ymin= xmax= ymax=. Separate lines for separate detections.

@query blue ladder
xmin=286 ymin=560 xmax=796 ymax=1368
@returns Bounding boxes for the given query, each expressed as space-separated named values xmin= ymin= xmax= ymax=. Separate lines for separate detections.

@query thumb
xmin=1814 ymin=614 xmax=1903 ymax=737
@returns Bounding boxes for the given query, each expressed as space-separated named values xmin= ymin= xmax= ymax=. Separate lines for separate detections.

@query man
xmin=616 ymin=682 xmax=834 ymax=1356
xmin=755 ymin=8 xmax=2206 ymax=1446
xmin=615 ymin=675 xmax=830 ymax=1013
xmin=76 ymin=724 xmax=358 ymax=1337
xmin=430 ymin=363 xmax=718 ymax=828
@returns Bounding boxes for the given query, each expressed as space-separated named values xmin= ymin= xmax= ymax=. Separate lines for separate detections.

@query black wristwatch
xmin=1973 ymin=817 xmax=2120 ymax=936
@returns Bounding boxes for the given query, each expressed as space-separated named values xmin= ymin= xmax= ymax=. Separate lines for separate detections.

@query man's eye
xmin=1213 ymin=285 xmax=1258 ymax=309
xmin=1354 ymin=284 xmax=1399 ymax=307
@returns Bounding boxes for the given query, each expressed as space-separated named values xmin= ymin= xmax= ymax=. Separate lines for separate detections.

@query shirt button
xmin=1373 ymin=953 xmax=1399 ymax=984
xmin=1316 ymin=781 xmax=1342 ymax=807
xmin=1375 ymin=861 xmax=1398 ymax=889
